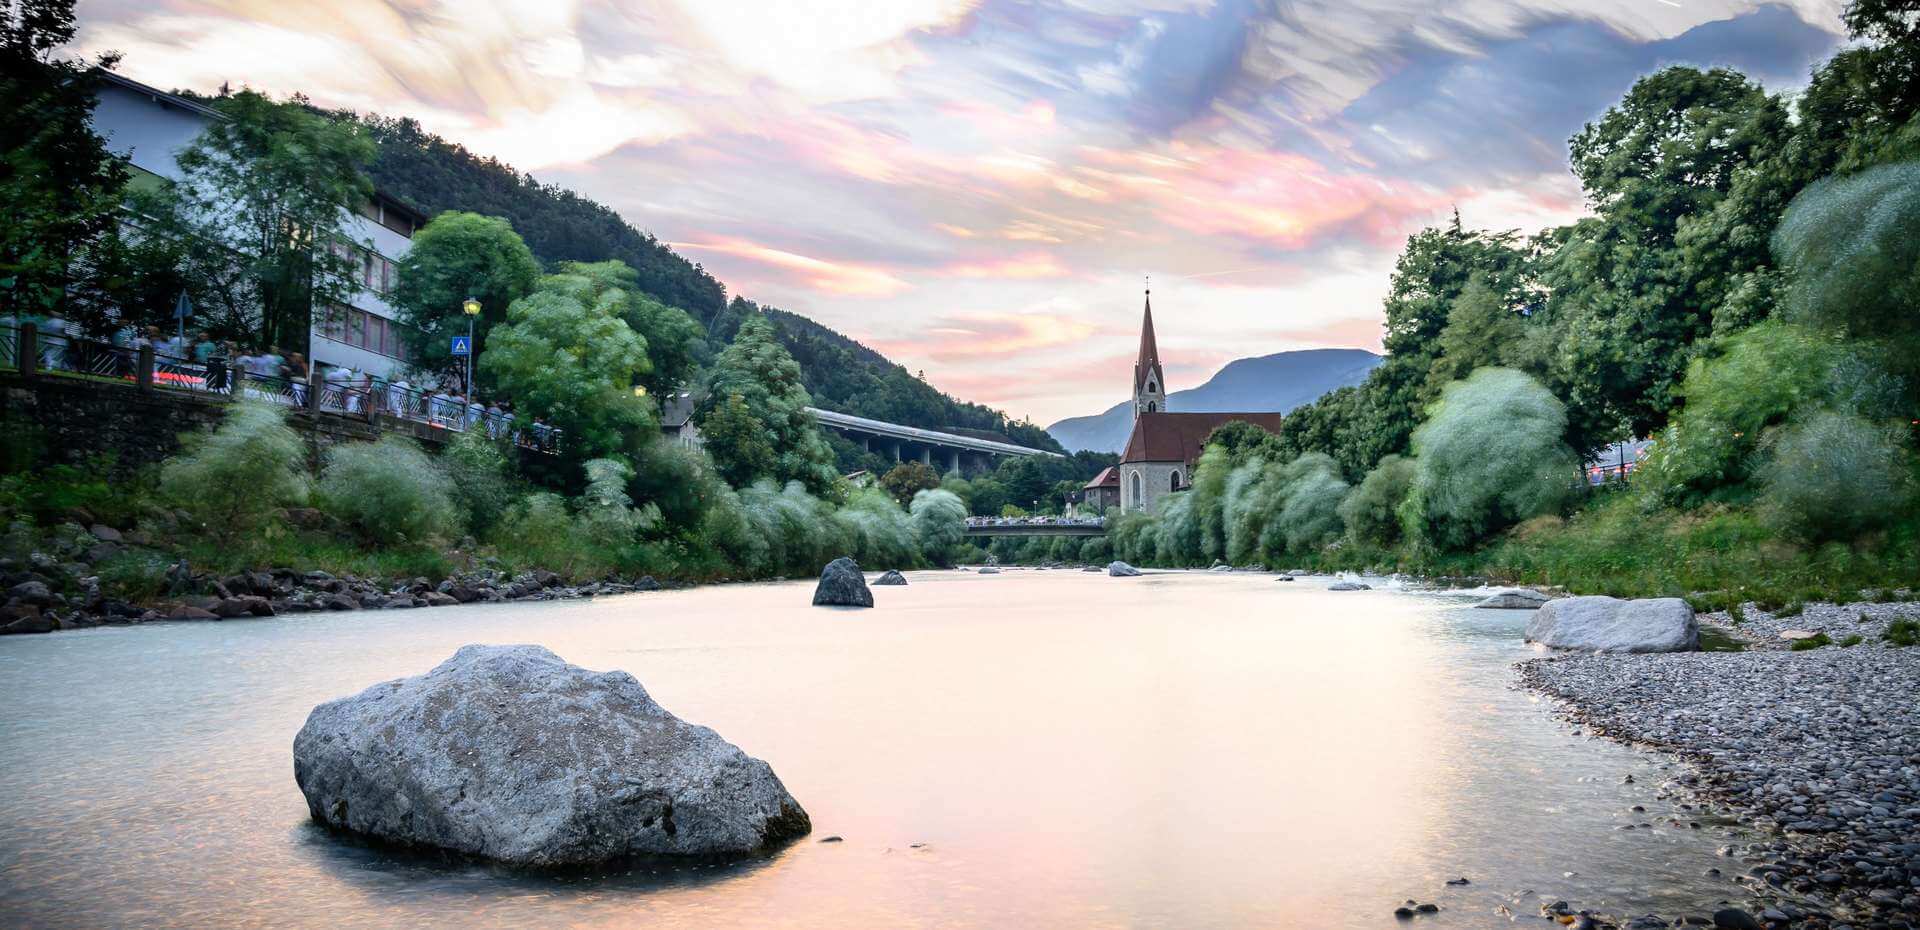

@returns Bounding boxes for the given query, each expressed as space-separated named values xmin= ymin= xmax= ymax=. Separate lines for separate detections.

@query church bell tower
xmin=1133 ymin=287 xmax=1167 ymax=416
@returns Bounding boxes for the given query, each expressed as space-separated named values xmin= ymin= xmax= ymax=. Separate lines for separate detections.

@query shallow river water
xmin=0 ymin=569 xmax=1748 ymax=928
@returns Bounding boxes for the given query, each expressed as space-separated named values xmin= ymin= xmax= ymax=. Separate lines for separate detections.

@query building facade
xmin=1115 ymin=293 xmax=1285 ymax=514
xmin=91 ymin=72 xmax=423 ymax=383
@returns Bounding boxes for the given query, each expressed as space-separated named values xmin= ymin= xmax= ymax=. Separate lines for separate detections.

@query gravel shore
xmin=1520 ymin=606 xmax=1920 ymax=929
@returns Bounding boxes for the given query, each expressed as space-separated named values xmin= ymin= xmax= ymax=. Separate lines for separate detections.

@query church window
xmin=1170 ymin=470 xmax=1181 ymax=491
xmin=1130 ymin=471 xmax=1142 ymax=507
xmin=1146 ymin=401 xmax=1157 ymax=412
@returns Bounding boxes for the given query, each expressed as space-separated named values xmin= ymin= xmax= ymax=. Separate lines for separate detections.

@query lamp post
xmin=461 ymin=296 xmax=481 ymax=395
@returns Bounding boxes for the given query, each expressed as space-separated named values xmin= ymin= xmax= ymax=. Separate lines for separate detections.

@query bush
xmin=1757 ymin=411 xmax=1913 ymax=543
xmin=909 ymin=488 xmax=967 ymax=565
xmin=1884 ymin=618 xmax=1919 ymax=647
xmin=440 ymin=430 xmax=518 ymax=538
xmin=834 ymin=486 xmax=918 ymax=569
xmin=1271 ymin=453 xmax=1349 ymax=556
xmin=159 ymin=400 xmax=309 ymax=541
xmin=1773 ymin=161 xmax=1920 ymax=344
xmin=576 ymin=457 xmax=657 ymax=552
xmin=316 ymin=436 xmax=460 ymax=546
xmin=1789 ymin=632 xmax=1833 ymax=650
xmin=1402 ymin=368 xmax=1576 ymax=551
xmin=1339 ymin=454 xmax=1415 ymax=548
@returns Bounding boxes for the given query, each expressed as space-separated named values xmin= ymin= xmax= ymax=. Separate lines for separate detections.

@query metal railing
xmin=1 ymin=322 xmax=560 ymax=454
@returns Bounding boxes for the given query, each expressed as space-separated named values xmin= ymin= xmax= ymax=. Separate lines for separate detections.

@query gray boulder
xmin=1474 ymin=588 xmax=1551 ymax=609
xmin=872 ymin=570 xmax=908 ymax=586
xmin=1106 ymin=561 xmax=1140 ymax=577
xmin=812 ymin=557 xmax=873 ymax=607
xmin=1274 ymin=575 xmax=1295 ymax=582
xmin=1524 ymin=596 xmax=1697 ymax=653
xmin=977 ymin=567 xmax=1000 ymax=574
xmin=1207 ymin=564 xmax=1232 ymax=573
xmin=293 ymin=645 xmax=810 ymax=866
xmin=1328 ymin=581 xmax=1371 ymax=591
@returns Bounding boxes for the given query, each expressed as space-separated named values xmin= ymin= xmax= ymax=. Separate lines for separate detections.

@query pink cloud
xmin=870 ymin=312 xmax=1096 ymax=362
xmin=938 ymin=251 xmax=1072 ymax=279
xmin=1265 ymin=317 xmax=1386 ymax=352
xmin=668 ymin=236 xmax=912 ymax=297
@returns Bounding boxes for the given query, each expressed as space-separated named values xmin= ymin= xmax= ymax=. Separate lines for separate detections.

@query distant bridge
xmin=808 ymin=407 xmax=1061 ymax=473
xmin=964 ymin=521 xmax=1107 ymax=538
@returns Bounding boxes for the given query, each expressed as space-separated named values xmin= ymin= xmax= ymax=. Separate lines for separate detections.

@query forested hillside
xmin=339 ymin=111 xmax=1056 ymax=449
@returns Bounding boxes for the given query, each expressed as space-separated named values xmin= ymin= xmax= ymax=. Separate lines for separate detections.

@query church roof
xmin=1083 ymin=466 xmax=1119 ymax=490
xmin=1120 ymin=411 xmax=1285 ymax=465
xmin=1133 ymin=291 xmax=1164 ymax=394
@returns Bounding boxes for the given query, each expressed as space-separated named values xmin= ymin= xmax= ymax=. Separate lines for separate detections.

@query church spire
xmin=1133 ymin=283 xmax=1167 ymax=416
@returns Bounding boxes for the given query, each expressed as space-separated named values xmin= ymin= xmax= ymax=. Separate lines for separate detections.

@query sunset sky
xmin=74 ymin=0 xmax=1846 ymax=423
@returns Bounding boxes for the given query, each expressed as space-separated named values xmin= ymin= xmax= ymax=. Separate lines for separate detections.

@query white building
xmin=90 ymin=71 xmax=423 ymax=382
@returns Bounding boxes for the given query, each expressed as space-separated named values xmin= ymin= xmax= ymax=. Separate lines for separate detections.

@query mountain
xmin=1046 ymin=348 xmax=1383 ymax=453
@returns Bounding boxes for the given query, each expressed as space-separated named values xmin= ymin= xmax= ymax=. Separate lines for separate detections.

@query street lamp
xmin=461 ymin=296 xmax=481 ymax=395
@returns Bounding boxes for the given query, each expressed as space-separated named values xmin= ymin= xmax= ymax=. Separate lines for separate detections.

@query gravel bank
xmin=1520 ymin=608 xmax=1920 ymax=929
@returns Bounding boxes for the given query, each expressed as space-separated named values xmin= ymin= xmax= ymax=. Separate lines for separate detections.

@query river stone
xmin=1106 ymin=561 xmax=1140 ymax=577
xmin=1328 ymin=581 xmax=1370 ymax=591
xmin=811 ymin=557 xmax=872 ymax=608
xmin=292 ymin=644 xmax=810 ymax=866
xmin=1475 ymin=588 xmax=1551 ymax=609
xmin=977 ymin=567 xmax=1000 ymax=574
xmin=1524 ymin=595 xmax=1697 ymax=653
xmin=872 ymin=570 xmax=907 ymax=586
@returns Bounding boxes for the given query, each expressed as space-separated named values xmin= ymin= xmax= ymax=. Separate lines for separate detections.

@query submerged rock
xmin=1106 ymin=561 xmax=1140 ymax=577
xmin=872 ymin=570 xmax=908 ymax=586
xmin=978 ymin=567 xmax=1001 ymax=575
xmin=292 ymin=644 xmax=810 ymax=867
xmin=1525 ymin=596 xmax=1697 ymax=653
xmin=1475 ymin=588 xmax=1551 ymax=609
xmin=1274 ymin=575 xmax=1295 ymax=582
xmin=812 ymin=557 xmax=873 ymax=608
xmin=1328 ymin=581 xmax=1370 ymax=591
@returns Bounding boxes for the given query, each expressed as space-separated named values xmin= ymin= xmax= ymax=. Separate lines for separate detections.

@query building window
xmin=1130 ymin=471 xmax=1142 ymax=508
xmin=319 ymin=303 xmax=412 ymax=361
xmin=1170 ymin=470 xmax=1182 ymax=491
xmin=1146 ymin=401 xmax=1157 ymax=412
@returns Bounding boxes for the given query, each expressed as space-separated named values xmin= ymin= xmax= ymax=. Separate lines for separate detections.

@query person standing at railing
xmin=191 ymin=331 xmax=217 ymax=365
xmin=498 ymin=399 xmax=515 ymax=442
xmin=285 ymin=353 xmax=309 ymax=407
xmin=349 ymin=370 xmax=370 ymax=415
xmin=40 ymin=314 xmax=70 ymax=371
xmin=388 ymin=377 xmax=411 ymax=418
xmin=465 ymin=395 xmax=485 ymax=432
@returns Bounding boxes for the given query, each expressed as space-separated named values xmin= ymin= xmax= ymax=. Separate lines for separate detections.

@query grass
xmin=1698 ymin=626 xmax=1748 ymax=652
xmin=1887 ymin=619 xmax=1920 ymax=647
xmin=1789 ymin=632 xmax=1833 ymax=651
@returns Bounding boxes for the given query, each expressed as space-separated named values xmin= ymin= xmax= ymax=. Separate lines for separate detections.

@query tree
xmin=1401 ymin=369 xmax=1576 ymax=551
xmin=553 ymin=261 xmax=705 ymax=397
xmin=1422 ymin=275 xmax=1525 ymax=402
xmin=696 ymin=313 xmax=836 ymax=492
xmin=135 ymin=91 xmax=376 ymax=351
xmin=479 ymin=282 xmax=654 ymax=468
xmin=879 ymin=461 xmax=940 ymax=506
xmin=1772 ymin=161 xmax=1920 ymax=349
xmin=390 ymin=211 xmax=539 ymax=386
xmin=0 ymin=0 xmax=129 ymax=324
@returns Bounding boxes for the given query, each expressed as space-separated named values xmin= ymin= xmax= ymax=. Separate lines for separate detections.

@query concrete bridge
xmin=808 ymin=407 xmax=1061 ymax=473
xmin=963 ymin=520 xmax=1107 ymax=538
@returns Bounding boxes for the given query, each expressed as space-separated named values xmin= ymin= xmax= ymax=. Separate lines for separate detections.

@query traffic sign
xmin=450 ymin=335 xmax=471 ymax=356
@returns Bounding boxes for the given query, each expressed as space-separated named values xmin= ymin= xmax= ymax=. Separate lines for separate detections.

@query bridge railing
xmin=1 ymin=322 xmax=561 ymax=454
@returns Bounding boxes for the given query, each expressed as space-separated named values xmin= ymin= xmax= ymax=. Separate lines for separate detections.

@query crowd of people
xmin=3 ymin=315 xmax=558 ymax=451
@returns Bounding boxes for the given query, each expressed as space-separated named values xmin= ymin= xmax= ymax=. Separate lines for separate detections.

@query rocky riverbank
xmin=1520 ymin=606 xmax=1920 ymax=930
xmin=0 ymin=519 xmax=664 ymax=634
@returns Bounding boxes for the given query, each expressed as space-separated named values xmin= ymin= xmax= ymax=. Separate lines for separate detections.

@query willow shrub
xmin=1758 ymin=411 xmax=1915 ymax=543
xmin=1402 ymin=368 xmax=1576 ymax=551
xmin=316 ymin=435 xmax=460 ymax=546
xmin=834 ymin=486 xmax=918 ymax=570
xmin=1339 ymin=454 xmax=1415 ymax=549
xmin=1270 ymin=453 xmax=1349 ymax=557
xmin=909 ymin=488 xmax=968 ymax=565
xmin=440 ymin=430 xmax=519 ymax=538
xmin=160 ymin=400 xmax=309 ymax=542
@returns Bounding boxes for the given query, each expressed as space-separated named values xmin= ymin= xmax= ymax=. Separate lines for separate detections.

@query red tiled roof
xmin=1120 ymin=412 xmax=1285 ymax=465
xmin=1083 ymin=466 xmax=1119 ymax=490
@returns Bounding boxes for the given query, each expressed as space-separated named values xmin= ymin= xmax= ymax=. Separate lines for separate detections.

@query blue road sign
xmin=450 ymin=335 xmax=471 ymax=356
xmin=173 ymin=292 xmax=193 ymax=320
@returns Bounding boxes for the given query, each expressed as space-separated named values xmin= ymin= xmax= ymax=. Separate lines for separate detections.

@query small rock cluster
xmin=1521 ymin=628 xmax=1920 ymax=929
xmin=1702 ymin=601 xmax=1919 ymax=652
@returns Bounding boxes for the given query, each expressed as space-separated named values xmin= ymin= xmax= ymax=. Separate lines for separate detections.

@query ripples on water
xmin=0 ymin=570 xmax=1745 ymax=928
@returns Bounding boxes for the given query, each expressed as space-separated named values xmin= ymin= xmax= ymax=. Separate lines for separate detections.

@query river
xmin=0 ymin=569 xmax=1746 ymax=928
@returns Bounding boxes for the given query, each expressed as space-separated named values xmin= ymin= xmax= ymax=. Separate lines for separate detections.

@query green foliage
xmin=1272 ymin=453 xmax=1351 ymax=555
xmin=390 ymin=211 xmax=540 ymax=384
xmin=1403 ymin=369 xmax=1575 ymax=551
xmin=1422 ymin=276 xmax=1525 ymax=402
xmin=1772 ymin=162 xmax=1920 ymax=352
xmin=479 ymin=275 xmax=655 ymax=466
xmin=879 ymin=461 xmax=940 ymax=506
xmin=1789 ymin=632 xmax=1834 ymax=651
xmin=1837 ymin=634 xmax=1865 ymax=647
xmin=910 ymin=488 xmax=968 ymax=565
xmin=439 ymin=430 xmax=518 ymax=538
xmin=1339 ymin=455 xmax=1416 ymax=549
xmin=159 ymin=401 xmax=309 ymax=542
xmin=833 ymin=487 xmax=919 ymax=570
xmin=549 ymin=260 xmax=704 ymax=397
xmin=576 ymin=457 xmax=657 ymax=552
xmin=1885 ymin=618 xmax=1920 ymax=647
xmin=697 ymin=313 xmax=836 ymax=492
xmin=135 ymin=91 xmax=376 ymax=349
xmin=1757 ymin=411 xmax=1914 ymax=543
xmin=0 ymin=0 xmax=130 ymax=323
xmin=316 ymin=436 xmax=459 ymax=546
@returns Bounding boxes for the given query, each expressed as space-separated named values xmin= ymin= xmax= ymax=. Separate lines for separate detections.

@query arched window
xmin=1146 ymin=401 xmax=1157 ymax=412
xmin=1170 ymin=470 xmax=1182 ymax=491
xmin=1130 ymin=471 xmax=1142 ymax=508
xmin=1147 ymin=380 xmax=1156 ymax=394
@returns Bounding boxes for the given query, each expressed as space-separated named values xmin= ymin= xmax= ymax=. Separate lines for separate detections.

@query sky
xmin=74 ymin=0 xmax=1847 ymax=424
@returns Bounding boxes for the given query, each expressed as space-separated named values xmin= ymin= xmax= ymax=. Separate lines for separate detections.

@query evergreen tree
xmin=696 ymin=313 xmax=836 ymax=492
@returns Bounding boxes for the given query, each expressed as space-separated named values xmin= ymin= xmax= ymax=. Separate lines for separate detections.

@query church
xmin=1112 ymin=291 xmax=1285 ymax=514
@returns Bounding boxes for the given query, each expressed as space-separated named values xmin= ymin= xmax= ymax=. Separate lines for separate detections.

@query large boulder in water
xmin=811 ymin=557 xmax=873 ymax=608
xmin=1106 ymin=561 xmax=1140 ymax=577
xmin=1525 ymin=596 xmax=1697 ymax=653
xmin=292 ymin=645 xmax=810 ymax=867
xmin=872 ymin=570 xmax=907 ymax=586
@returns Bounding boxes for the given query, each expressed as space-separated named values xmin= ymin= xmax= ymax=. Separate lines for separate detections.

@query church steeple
xmin=1133 ymin=285 xmax=1166 ymax=416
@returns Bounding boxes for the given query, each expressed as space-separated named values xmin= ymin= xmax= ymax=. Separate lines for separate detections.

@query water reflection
xmin=0 ymin=571 xmax=1744 ymax=928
